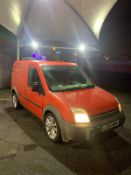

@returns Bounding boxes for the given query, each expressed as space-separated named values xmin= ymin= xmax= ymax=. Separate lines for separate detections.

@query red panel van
xmin=11 ymin=60 xmax=125 ymax=143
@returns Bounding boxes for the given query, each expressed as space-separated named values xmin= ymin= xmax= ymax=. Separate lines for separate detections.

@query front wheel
xmin=44 ymin=113 xmax=62 ymax=143
xmin=12 ymin=92 xmax=21 ymax=109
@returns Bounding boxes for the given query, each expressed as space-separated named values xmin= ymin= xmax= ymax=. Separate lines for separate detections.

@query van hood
xmin=53 ymin=86 xmax=118 ymax=116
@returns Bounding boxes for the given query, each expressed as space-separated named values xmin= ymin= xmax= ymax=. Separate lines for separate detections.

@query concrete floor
xmin=0 ymin=89 xmax=131 ymax=175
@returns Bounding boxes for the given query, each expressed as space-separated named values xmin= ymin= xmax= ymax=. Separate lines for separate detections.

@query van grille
xmin=90 ymin=109 xmax=119 ymax=122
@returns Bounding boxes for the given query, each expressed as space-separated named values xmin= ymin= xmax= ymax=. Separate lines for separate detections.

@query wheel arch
xmin=42 ymin=105 xmax=69 ymax=142
xmin=11 ymin=87 xmax=18 ymax=96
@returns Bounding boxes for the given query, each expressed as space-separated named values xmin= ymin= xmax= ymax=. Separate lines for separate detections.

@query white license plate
xmin=102 ymin=120 xmax=119 ymax=132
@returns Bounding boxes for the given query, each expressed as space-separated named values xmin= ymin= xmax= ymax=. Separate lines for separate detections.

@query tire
xmin=12 ymin=92 xmax=21 ymax=109
xmin=44 ymin=112 xmax=62 ymax=143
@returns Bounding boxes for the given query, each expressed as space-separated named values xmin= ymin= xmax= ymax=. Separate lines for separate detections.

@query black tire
xmin=12 ymin=92 xmax=21 ymax=109
xmin=44 ymin=112 xmax=62 ymax=143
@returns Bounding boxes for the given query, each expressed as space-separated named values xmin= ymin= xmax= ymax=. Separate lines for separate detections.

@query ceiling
xmin=0 ymin=0 xmax=117 ymax=47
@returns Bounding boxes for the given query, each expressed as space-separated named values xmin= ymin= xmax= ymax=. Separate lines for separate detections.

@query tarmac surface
xmin=0 ymin=88 xmax=131 ymax=175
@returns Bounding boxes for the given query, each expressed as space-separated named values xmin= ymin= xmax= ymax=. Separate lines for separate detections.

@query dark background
xmin=99 ymin=0 xmax=131 ymax=59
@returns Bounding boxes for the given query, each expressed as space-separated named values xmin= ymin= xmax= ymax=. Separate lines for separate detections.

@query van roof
xmin=16 ymin=60 xmax=77 ymax=66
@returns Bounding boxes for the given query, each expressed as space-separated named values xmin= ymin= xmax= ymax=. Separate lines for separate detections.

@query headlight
xmin=71 ymin=107 xmax=90 ymax=123
xmin=115 ymin=98 xmax=122 ymax=112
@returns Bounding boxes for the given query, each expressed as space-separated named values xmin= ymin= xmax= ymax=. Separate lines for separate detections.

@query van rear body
xmin=11 ymin=60 xmax=125 ymax=142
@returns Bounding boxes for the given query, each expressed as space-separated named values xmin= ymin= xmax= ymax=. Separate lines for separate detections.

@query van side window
xmin=28 ymin=66 xmax=42 ymax=89
xmin=28 ymin=66 xmax=34 ymax=87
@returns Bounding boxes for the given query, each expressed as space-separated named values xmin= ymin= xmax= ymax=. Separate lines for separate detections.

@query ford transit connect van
xmin=11 ymin=60 xmax=125 ymax=143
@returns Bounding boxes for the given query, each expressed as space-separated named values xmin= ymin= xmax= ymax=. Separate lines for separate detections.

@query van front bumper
xmin=61 ymin=111 xmax=126 ymax=141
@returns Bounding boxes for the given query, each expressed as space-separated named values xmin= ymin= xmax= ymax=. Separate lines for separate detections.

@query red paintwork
xmin=53 ymin=87 xmax=118 ymax=117
xmin=11 ymin=60 xmax=119 ymax=123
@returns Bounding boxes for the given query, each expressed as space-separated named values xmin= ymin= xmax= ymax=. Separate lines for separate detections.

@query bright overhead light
xmin=78 ymin=44 xmax=86 ymax=52
xmin=31 ymin=41 xmax=39 ymax=49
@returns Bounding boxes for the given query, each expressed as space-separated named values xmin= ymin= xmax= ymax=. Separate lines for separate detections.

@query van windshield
xmin=41 ymin=65 xmax=94 ymax=92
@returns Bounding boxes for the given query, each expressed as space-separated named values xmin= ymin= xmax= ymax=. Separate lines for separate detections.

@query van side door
xmin=25 ymin=65 xmax=44 ymax=118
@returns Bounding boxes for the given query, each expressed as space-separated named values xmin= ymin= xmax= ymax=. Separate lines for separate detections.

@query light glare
xmin=32 ymin=41 xmax=39 ymax=49
xmin=78 ymin=44 xmax=86 ymax=52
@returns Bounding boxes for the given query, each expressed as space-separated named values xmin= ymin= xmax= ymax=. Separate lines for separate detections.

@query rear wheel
xmin=12 ymin=92 xmax=21 ymax=109
xmin=44 ymin=113 xmax=62 ymax=143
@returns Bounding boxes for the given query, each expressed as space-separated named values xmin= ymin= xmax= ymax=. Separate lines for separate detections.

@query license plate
xmin=102 ymin=120 xmax=119 ymax=132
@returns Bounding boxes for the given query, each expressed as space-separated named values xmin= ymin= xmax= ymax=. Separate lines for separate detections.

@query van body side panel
xmin=25 ymin=89 xmax=44 ymax=118
xmin=18 ymin=63 xmax=29 ymax=102
xmin=12 ymin=61 xmax=26 ymax=95
xmin=17 ymin=63 xmax=28 ymax=109
xmin=12 ymin=61 xmax=30 ymax=106
xmin=11 ymin=61 xmax=20 ymax=92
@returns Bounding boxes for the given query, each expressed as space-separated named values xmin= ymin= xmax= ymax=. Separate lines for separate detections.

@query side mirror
xmin=32 ymin=82 xmax=44 ymax=95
